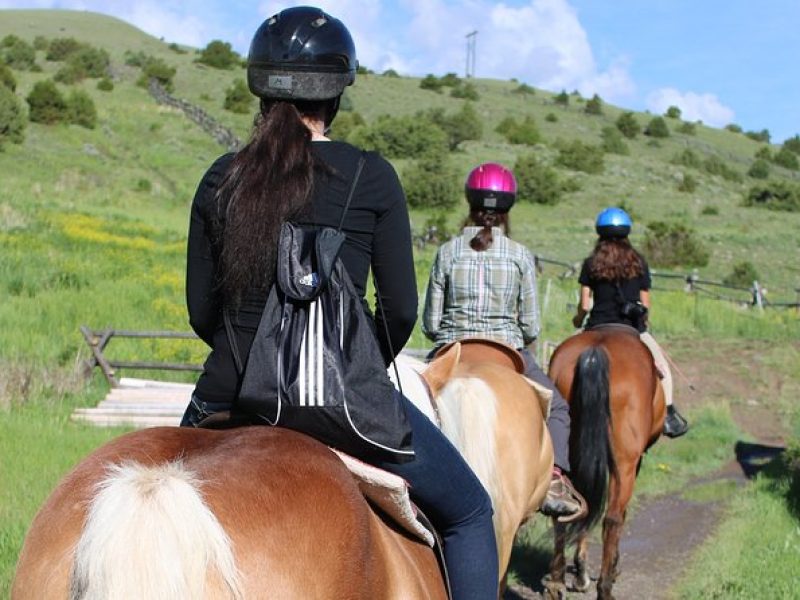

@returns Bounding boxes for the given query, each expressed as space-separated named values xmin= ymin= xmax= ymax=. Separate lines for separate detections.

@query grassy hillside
xmin=1 ymin=7 xmax=798 ymax=371
xmin=1 ymin=10 xmax=799 ymax=598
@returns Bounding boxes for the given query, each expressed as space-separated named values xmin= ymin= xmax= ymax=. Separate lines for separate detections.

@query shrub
xmin=69 ymin=46 xmax=110 ymax=78
xmin=601 ymin=126 xmax=629 ymax=155
xmin=402 ymin=151 xmax=460 ymax=210
xmin=33 ymin=35 xmax=49 ymax=51
xmin=723 ymin=261 xmax=759 ymax=288
xmin=66 ymin=89 xmax=97 ymax=129
xmin=329 ymin=111 xmax=364 ymax=142
xmin=496 ymin=115 xmax=540 ymax=146
xmin=643 ymin=221 xmax=710 ymax=268
xmin=545 ymin=112 xmax=558 ymax=123
xmin=196 ymin=40 xmax=240 ymax=69
xmin=511 ymin=83 xmax=535 ymax=96
xmin=755 ymin=146 xmax=772 ymax=161
xmin=439 ymin=73 xmax=461 ymax=87
xmin=1 ymin=35 xmax=36 ymax=70
xmin=45 ymin=37 xmax=82 ymax=61
xmin=0 ymin=63 xmax=16 ymax=91
xmin=26 ymin=80 xmax=69 ymax=124
xmin=701 ymin=205 xmax=718 ymax=215
xmin=677 ymin=121 xmax=696 ymax=135
xmin=725 ymin=123 xmax=742 ymax=133
xmin=349 ymin=114 xmax=448 ymax=159
xmin=135 ymin=178 xmax=152 ymax=192
xmin=584 ymin=93 xmax=603 ymax=115
xmin=97 ymin=77 xmax=114 ymax=92
xmin=556 ymin=139 xmax=605 ymax=174
xmin=772 ymin=147 xmax=799 ymax=170
xmin=745 ymin=129 xmax=770 ymax=143
xmin=703 ymin=156 xmax=743 ymax=182
xmin=748 ymin=159 xmax=770 ymax=179
xmin=554 ymin=89 xmax=569 ymax=106
xmin=168 ymin=42 xmax=187 ymax=54
xmin=54 ymin=62 xmax=86 ymax=84
xmin=137 ymin=58 xmax=176 ymax=92
xmin=677 ymin=173 xmax=697 ymax=192
xmin=671 ymin=148 xmax=702 ymax=169
xmin=419 ymin=74 xmax=443 ymax=93
xmin=783 ymin=135 xmax=800 ymax=155
xmin=644 ymin=116 xmax=670 ymax=138
xmin=0 ymin=85 xmax=26 ymax=149
xmin=124 ymin=50 xmax=149 ymax=67
xmin=744 ymin=181 xmax=800 ymax=212
xmin=382 ymin=69 xmax=399 ymax=77
xmin=665 ymin=106 xmax=682 ymax=118
xmin=356 ymin=65 xmax=372 ymax=75
xmin=514 ymin=153 xmax=572 ymax=205
xmin=450 ymin=81 xmax=479 ymax=100
xmin=616 ymin=112 xmax=641 ymax=138
xmin=223 ymin=79 xmax=253 ymax=114
xmin=424 ymin=102 xmax=483 ymax=150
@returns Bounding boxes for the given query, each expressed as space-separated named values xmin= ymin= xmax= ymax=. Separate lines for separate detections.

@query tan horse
xmin=12 ymin=343 xmax=552 ymax=599
xmin=544 ymin=327 xmax=665 ymax=600
xmin=409 ymin=341 xmax=554 ymax=587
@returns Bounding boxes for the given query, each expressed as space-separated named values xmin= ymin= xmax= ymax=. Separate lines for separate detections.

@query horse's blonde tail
xmin=70 ymin=461 xmax=243 ymax=600
xmin=437 ymin=377 xmax=500 ymax=510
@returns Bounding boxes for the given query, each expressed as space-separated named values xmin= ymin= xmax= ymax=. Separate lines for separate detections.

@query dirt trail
xmin=505 ymin=339 xmax=793 ymax=599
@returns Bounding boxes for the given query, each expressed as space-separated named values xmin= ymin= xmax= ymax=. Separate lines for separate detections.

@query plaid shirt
xmin=422 ymin=227 xmax=540 ymax=349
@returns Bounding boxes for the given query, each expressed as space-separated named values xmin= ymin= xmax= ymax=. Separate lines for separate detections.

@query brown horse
xmin=12 ymin=426 xmax=446 ymax=600
xmin=543 ymin=326 xmax=665 ymax=600
xmin=12 ymin=343 xmax=551 ymax=599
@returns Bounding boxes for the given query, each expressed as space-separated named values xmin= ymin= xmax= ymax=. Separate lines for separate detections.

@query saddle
xmin=433 ymin=337 xmax=525 ymax=374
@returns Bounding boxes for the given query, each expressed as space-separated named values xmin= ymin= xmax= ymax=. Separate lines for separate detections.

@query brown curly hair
xmin=588 ymin=237 xmax=645 ymax=280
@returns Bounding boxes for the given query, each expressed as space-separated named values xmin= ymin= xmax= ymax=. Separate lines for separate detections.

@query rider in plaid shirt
xmin=422 ymin=226 xmax=539 ymax=349
xmin=422 ymin=162 xmax=586 ymax=522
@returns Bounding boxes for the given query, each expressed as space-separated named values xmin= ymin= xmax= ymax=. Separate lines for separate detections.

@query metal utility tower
xmin=465 ymin=30 xmax=477 ymax=78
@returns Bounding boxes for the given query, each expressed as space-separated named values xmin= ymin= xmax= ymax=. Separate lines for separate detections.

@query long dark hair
xmin=465 ymin=209 xmax=510 ymax=251
xmin=588 ymin=237 xmax=645 ymax=281
xmin=215 ymin=99 xmax=332 ymax=304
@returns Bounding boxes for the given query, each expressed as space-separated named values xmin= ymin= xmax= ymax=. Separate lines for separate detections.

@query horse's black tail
xmin=567 ymin=346 xmax=615 ymax=538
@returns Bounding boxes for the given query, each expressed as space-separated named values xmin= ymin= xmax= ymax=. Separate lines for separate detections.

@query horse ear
xmin=422 ymin=343 xmax=461 ymax=395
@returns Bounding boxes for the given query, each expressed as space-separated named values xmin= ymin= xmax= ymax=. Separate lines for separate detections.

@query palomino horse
xmin=12 ymin=342 xmax=552 ymax=599
xmin=402 ymin=340 xmax=554 ymax=587
xmin=543 ymin=325 xmax=665 ymax=600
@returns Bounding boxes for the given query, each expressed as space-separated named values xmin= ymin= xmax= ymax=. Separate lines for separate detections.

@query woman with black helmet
xmin=572 ymin=207 xmax=689 ymax=437
xmin=180 ymin=7 xmax=498 ymax=598
xmin=422 ymin=162 xmax=587 ymax=521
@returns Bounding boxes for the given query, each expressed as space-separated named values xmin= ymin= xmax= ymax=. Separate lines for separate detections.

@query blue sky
xmin=2 ymin=0 xmax=798 ymax=143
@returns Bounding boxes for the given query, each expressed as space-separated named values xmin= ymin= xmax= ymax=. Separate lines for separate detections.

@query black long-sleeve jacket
xmin=186 ymin=141 xmax=418 ymax=403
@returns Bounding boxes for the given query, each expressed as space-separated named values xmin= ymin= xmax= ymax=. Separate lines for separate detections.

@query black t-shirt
xmin=578 ymin=256 xmax=651 ymax=332
xmin=186 ymin=141 xmax=418 ymax=403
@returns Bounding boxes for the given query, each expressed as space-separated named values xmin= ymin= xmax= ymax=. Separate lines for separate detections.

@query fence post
xmin=685 ymin=269 xmax=698 ymax=293
xmin=752 ymin=281 xmax=764 ymax=309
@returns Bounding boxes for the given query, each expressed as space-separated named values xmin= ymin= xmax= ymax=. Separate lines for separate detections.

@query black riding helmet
xmin=247 ymin=6 xmax=357 ymax=102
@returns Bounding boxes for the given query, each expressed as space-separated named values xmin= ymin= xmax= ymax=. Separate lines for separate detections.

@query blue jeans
xmin=180 ymin=394 xmax=498 ymax=599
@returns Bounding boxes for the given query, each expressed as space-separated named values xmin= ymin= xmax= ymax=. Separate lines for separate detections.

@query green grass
xmin=1 ymin=8 xmax=799 ymax=597
xmin=676 ymin=457 xmax=800 ymax=599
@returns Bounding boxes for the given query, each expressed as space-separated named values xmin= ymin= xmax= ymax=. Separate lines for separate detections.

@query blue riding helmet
xmin=595 ymin=207 xmax=632 ymax=238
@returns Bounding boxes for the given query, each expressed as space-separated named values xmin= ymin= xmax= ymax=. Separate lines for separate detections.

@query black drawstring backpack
xmin=224 ymin=155 xmax=415 ymax=463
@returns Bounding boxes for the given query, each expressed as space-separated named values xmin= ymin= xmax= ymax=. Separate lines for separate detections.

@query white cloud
xmin=400 ymin=0 xmax=635 ymax=103
xmin=646 ymin=88 xmax=735 ymax=126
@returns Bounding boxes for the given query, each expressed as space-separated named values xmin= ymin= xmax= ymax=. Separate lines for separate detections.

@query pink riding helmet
xmin=465 ymin=162 xmax=517 ymax=212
